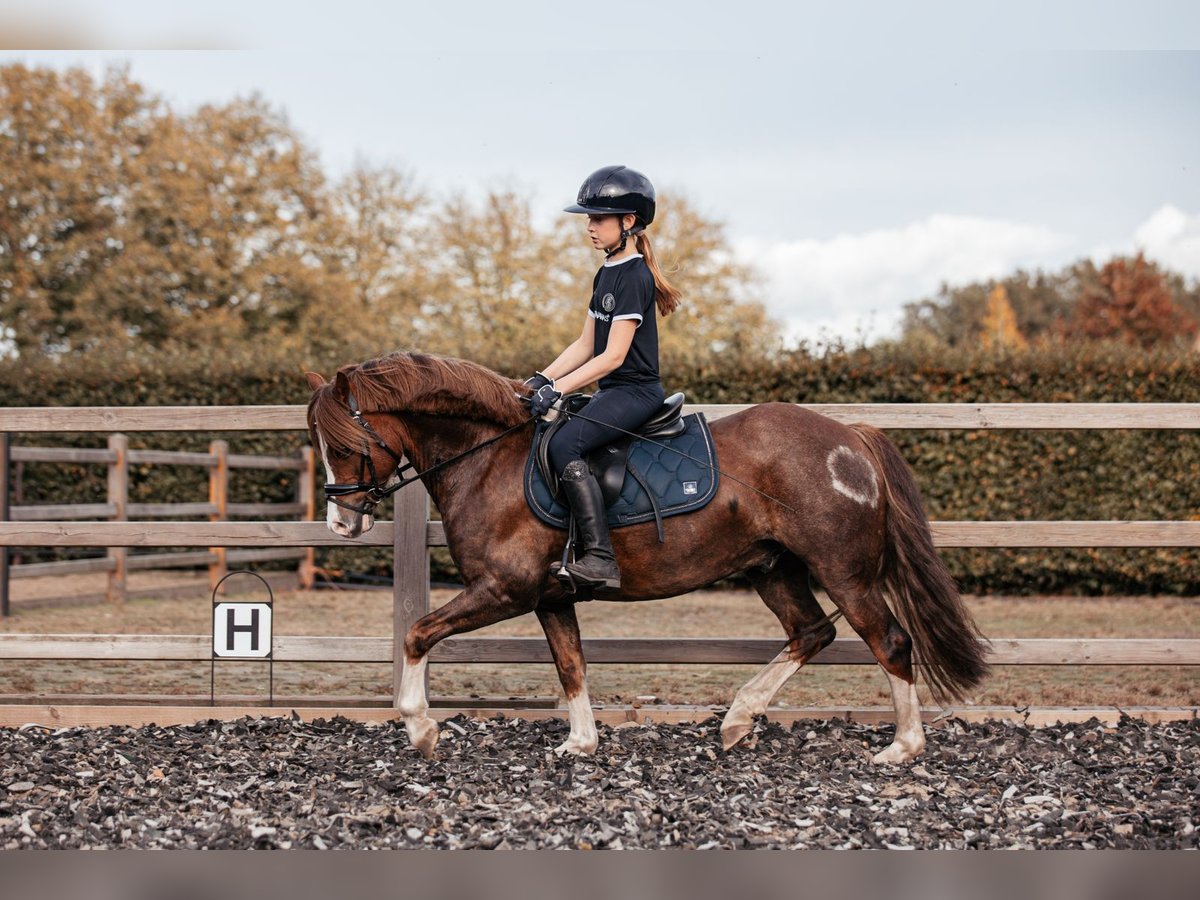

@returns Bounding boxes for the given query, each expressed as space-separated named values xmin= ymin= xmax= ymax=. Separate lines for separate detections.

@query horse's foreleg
xmin=395 ymin=653 xmax=439 ymax=759
xmin=535 ymin=603 xmax=597 ymax=756
xmin=397 ymin=579 xmax=537 ymax=759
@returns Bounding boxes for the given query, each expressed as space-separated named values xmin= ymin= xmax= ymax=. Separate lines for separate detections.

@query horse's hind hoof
xmin=871 ymin=739 xmax=922 ymax=764
xmin=720 ymin=715 xmax=754 ymax=751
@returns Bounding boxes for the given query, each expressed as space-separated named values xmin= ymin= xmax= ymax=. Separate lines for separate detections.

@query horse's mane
xmin=307 ymin=352 xmax=528 ymax=454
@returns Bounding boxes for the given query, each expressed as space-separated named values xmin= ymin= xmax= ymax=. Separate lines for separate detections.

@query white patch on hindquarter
xmin=826 ymin=445 xmax=880 ymax=507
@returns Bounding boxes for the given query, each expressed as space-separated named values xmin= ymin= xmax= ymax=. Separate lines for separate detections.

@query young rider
xmin=525 ymin=165 xmax=681 ymax=595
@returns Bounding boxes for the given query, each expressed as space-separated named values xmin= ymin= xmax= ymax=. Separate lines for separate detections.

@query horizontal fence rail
xmin=2 ymin=402 xmax=1200 ymax=432
xmin=1 ymin=635 xmax=1196 ymax=666
xmin=0 ymin=402 xmax=1197 ymax=721
xmin=0 ymin=519 xmax=1196 ymax=548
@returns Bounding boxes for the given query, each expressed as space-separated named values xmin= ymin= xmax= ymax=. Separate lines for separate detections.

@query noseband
xmin=322 ymin=392 xmax=536 ymax=517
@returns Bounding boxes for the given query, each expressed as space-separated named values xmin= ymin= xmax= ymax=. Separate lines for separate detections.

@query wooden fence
xmin=0 ymin=402 xmax=1197 ymax=727
xmin=0 ymin=433 xmax=317 ymax=610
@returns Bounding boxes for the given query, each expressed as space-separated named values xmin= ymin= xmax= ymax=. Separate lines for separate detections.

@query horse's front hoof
xmin=406 ymin=716 xmax=440 ymax=759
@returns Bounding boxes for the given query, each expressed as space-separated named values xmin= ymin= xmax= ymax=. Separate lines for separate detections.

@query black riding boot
xmin=560 ymin=461 xmax=621 ymax=595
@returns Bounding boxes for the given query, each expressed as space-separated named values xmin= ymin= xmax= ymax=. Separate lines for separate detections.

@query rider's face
xmin=587 ymin=213 xmax=634 ymax=250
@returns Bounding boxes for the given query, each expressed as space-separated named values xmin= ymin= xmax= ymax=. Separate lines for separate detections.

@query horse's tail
xmin=849 ymin=423 xmax=991 ymax=704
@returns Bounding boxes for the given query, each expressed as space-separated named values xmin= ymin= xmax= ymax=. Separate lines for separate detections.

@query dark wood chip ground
xmin=1 ymin=714 xmax=1195 ymax=849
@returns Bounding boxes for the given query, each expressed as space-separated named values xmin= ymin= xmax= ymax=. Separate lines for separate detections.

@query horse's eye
xmin=333 ymin=448 xmax=354 ymax=460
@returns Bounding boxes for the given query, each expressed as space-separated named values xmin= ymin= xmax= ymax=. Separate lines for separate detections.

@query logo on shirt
xmin=601 ymin=293 xmax=615 ymax=312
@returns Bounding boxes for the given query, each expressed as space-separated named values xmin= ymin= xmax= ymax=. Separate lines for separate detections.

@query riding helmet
xmin=564 ymin=165 xmax=656 ymax=231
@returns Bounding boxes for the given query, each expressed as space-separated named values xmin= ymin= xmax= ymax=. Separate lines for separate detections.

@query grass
xmin=0 ymin=572 xmax=1196 ymax=708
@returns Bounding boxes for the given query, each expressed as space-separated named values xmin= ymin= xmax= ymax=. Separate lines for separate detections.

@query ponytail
xmin=635 ymin=232 xmax=681 ymax=316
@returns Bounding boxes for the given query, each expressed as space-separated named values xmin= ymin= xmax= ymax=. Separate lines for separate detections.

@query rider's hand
xmin=528 ymin=383 xmax=563 ymax=417
xmin=523 ymin=371 xmax=553 ymax=391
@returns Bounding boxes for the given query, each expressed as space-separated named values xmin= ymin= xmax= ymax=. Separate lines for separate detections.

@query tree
xmin=898 ymin=269 xmax=1072 ymax=349
xmin=978 ymin=284 xmax=1027 ymax=351
xmin=415 ymin=188 xmax=587 ymax=366
xmin=896 ymin=256 xmax=1200 ymax=352
xmin=412 ymin=189 xmax=778 ymax=373
xmin=328 ymin=158 xmax=426 ymax=323
xmin=1 ymin=63 xmax=152 ymax=354
xmin=0 ymin=62 xmax=353 ymax=355
xmin=1064 ymin=253 xmax=1198 ymax=349
xmin=1 ymin=62 xmax=776 ymax=370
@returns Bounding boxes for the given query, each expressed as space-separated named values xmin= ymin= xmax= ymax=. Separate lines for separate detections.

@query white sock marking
xmin=397 ymin=654 xmax=429 ymax=720
xmin=562 ymin=683 xmax=598 ymax=753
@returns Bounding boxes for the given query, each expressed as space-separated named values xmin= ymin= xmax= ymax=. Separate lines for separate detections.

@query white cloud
xmin=1128 ymin=204 xmax=1200 ymax=278
xmin=734 ymin=214 xmax=1075 ymax=346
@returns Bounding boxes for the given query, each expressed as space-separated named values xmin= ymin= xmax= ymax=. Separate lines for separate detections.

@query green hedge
xmin=2 ymin=343 xmax=1197 ymax=594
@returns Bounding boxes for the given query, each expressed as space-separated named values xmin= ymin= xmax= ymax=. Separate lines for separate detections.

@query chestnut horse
xmin=306 ymin=352 xmax=989 ymax=762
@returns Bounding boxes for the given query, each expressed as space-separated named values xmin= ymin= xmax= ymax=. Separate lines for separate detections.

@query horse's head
xmin=306 ymin=369 xmax=405 ymax=539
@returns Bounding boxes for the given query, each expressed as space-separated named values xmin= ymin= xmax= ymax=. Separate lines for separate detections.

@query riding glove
xmin=523 ymin=371 xmax=553 ymax=391
xmin=528 ymin=383 xmax=563 ymax=417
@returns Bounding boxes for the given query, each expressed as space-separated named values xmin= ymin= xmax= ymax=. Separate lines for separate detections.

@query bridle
xmin=322 ymin=392 xmax=536 ymax=517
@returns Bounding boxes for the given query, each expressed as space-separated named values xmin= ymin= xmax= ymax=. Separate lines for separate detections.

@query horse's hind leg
xmin=810 ymin=570 xmax=925 ymax=764
xmin=721 ymin=553 xmax=838 ymax=751
xmin=535 ymin=603 xmax=597 ymax=756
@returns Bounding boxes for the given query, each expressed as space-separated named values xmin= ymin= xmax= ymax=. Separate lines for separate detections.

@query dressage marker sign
xmin=213 ymin=602 xmax=272 ymax=658
xmin=210 ymin=570 xmax=275 ymax=704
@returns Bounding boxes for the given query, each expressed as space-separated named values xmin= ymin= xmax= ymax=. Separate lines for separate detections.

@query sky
xmin=3 ymin=1 xmax=1199 ymax=346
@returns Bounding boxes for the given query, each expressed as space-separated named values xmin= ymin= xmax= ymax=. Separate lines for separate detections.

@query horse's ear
xmin=305 ymin=372 xmax=326 ymax=391
xmin=334 ymin=370 xmax=351 ymax=400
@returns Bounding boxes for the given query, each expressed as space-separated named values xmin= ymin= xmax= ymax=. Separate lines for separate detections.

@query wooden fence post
xmin=393 ymin=465 xmax=430 ymax=705
xmin=0 ymin=433 xmax=9 ymax=617
xmin=106 ymin=434 xmax=128 ymax=604
xmin=297 ymin=445 xmax=316 ymax=589
xmin=208 ymin=439 xmax=228 ymax=590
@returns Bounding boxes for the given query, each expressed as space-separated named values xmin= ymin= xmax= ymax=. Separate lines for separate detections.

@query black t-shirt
xmin=588 ymin=254 xmax=660 ymax=388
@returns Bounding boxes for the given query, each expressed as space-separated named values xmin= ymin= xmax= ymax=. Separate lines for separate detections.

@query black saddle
xmin=535 ymin=391 xmax=687 ymax=507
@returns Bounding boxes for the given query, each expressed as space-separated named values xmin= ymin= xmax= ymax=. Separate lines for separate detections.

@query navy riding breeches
xmin=547 ymin=382 xmax=666 ymax=477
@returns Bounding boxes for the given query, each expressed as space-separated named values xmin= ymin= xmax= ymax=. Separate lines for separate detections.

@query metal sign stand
xmin=210 ymin=570 xmax=275 ymax=706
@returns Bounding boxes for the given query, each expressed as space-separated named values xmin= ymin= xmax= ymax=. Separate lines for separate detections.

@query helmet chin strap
xmin=603 ymin=218 xmax=641 ymax=259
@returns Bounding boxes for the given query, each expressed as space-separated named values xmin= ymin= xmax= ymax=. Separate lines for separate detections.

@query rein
xmin=323 ymin=392 xmax=536 ymax=516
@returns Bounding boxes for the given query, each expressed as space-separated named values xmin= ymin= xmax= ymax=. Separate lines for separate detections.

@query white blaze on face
xmin=318 ymin=433 xmax=372 ymax=536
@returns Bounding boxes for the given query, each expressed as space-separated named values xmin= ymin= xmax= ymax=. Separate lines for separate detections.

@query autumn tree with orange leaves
xmin=1064 ymin=253 xmax=1198 ymax=349
xmin=978 ymin=284 xmax=1028 ymax=351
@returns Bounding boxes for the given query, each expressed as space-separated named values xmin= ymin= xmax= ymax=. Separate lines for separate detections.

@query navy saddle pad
xmin=524 ymin=411 xmax=719 ymax=531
